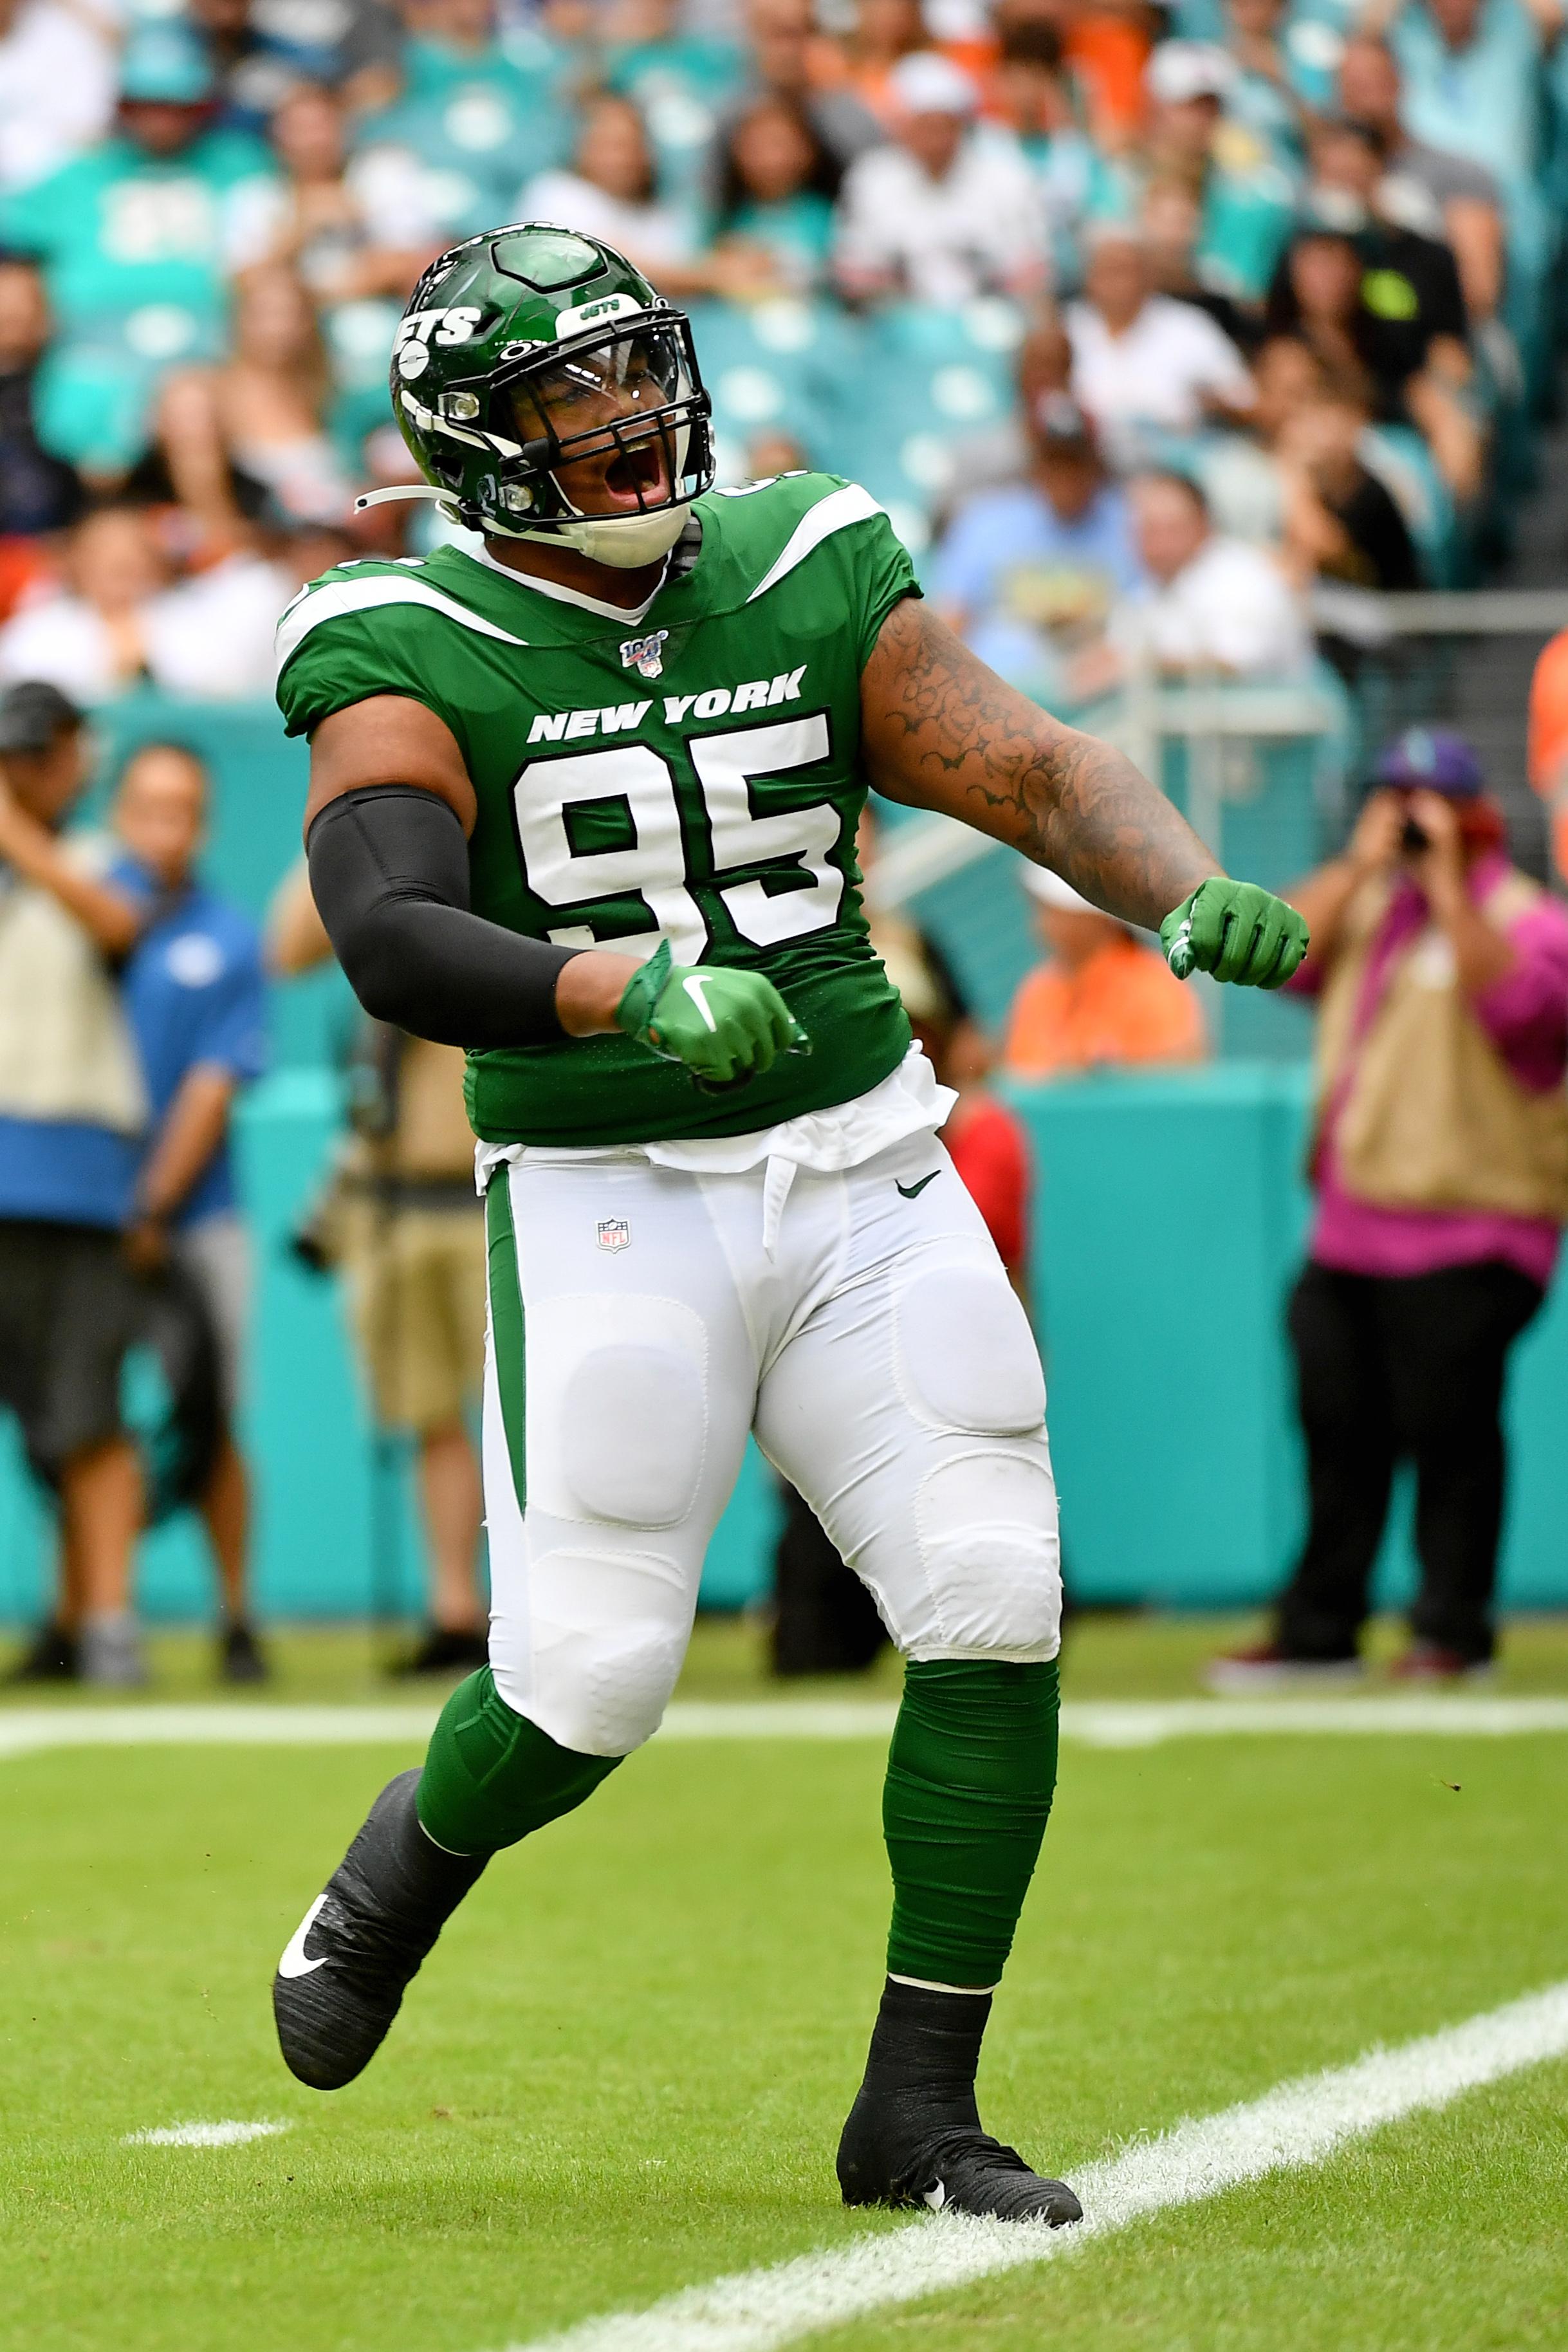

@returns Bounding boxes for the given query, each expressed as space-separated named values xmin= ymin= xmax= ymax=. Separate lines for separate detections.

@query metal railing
xmin=871 ymin=589 xmax=1568 ymax=918
xmin=868 ymin=680 xmax=1344 ymax=918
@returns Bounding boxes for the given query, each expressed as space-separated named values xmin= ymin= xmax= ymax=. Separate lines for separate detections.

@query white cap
xmin=1022 ymin=862 xmax=1098 ymax=914
xmin=888 ymin=50 xmax=981 ymax=117
xmin=1145 ymin=41 xmax=1236 ymax=105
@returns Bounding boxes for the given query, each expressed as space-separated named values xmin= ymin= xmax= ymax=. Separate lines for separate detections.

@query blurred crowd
xmin=0 ymin=0 xmax=1565 ymax=709
xmin=2 ymin=0 xmax=1567 ymax=1683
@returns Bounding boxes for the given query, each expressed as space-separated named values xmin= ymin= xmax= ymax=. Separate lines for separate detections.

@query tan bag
xmin=1314 ymin=871 xmax=1568 ymax=1223
xmin=0 ymin=835 xmax=146 ymax=1133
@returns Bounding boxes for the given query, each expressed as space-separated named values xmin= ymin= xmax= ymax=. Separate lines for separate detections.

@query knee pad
xmin=515 ymin=1545 xmax=690 ymax=1756
xmin=896 ymin=1264 xmax=1046 ymax=1436
xmin=914 ymin=1447 xmax=1062 ymax=1656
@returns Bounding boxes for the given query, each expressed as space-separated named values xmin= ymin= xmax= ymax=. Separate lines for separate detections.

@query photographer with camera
xmin=1214 ymin=728 xmax=1568 ymax=1687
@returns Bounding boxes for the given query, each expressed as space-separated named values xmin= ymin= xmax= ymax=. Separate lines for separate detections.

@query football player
xmin=272 ymin=225 xmax=1307 ymax=2223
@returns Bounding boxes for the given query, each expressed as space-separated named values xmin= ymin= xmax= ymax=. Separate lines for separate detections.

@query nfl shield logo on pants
xmin=596 ymin=1216 xmax=631 ymax=1253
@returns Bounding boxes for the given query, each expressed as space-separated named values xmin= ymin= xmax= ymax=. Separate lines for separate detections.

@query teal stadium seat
xmin=819 ymin=299 xmax=1026 ymax=559
xmin=323 ymin=296 xmax=405 ymax=468
xmin=683 ymin=295 xmax=857 ymax=484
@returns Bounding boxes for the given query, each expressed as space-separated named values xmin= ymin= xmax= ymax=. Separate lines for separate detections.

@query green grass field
xmin=3 ymin=1616 xmax=1567 ymax=2352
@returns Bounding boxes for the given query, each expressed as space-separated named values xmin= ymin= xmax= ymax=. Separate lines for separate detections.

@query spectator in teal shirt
xmin=1388 ymin=0 xmax=1553 ymax=204
xmin=0 ymin=24 xmax=277 ymax=474
xmin=605 ymin=0 xmax=747 ymax=208
xmin=1222 ymin=0 xmax=1313 ymax=169
xmin=993 ymin=21 xmax=1116 ymax=295
xmin=351 ymin=0 xmax=573 ymax=243
xmin=1093 ymin=42 xmax=1296 ymax=306
xmin=710 ymin=97 xmax=838 ymax=294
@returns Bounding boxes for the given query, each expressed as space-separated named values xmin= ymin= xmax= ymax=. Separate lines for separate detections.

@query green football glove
xmin=1159 ymin=879 xmax=1309 ymax=991
xmin=615 ymin=940 xmax=809 ymax=1086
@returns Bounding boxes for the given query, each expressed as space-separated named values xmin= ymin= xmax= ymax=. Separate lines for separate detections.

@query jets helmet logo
xmin=596 ymin=1217 xmax=632 ymax=1253
xmin=620 ymin=630 xmax=669 ymax=681
xmin=394 ymin=306 xmax=484 ymax=379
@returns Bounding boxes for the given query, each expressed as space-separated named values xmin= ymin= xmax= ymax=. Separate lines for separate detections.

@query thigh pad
xmin=527 ymin=1293 xmax=708 ymax=1532
xmin=896 ymin=1259 xmax=1046 ymax=1436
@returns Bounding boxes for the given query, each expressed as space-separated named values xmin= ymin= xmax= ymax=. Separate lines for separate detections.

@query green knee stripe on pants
xmin=416 ymin=1667 xmax=622 ymax=1853
xmin=485 ymin=1169 xmax=527 ymax=1515
xmin=883 ymin=1658 xmax=1060 ymax=1988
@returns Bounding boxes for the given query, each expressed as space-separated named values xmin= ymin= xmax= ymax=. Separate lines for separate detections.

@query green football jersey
xmin=276 ymin=472 xmax=919 ymax=1147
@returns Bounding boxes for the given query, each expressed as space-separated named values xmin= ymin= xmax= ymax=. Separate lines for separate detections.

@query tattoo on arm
xmin=860 ymin=597 xmax=1221 ymax=930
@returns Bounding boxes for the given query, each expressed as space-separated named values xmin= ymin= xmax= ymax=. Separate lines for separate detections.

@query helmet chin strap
xmin=354 ymin=485 xmax=692 ymax=569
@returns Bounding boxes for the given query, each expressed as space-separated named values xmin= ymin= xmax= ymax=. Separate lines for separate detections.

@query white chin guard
xmin=357 ymin=484 xmax=694 ymax=568
xmin=535 ymin=502 xmax=692 ymax=568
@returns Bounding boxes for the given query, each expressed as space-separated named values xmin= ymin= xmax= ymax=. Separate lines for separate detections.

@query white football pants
xmin=481 ymin=1129 xmax=1062 ymax=1758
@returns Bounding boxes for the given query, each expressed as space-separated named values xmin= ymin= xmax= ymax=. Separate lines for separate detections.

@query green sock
xmin=882 ymin=1658 xmax=1060 ymax=1986
xmin=416 ymin=1667 xmax=622 ymax=1855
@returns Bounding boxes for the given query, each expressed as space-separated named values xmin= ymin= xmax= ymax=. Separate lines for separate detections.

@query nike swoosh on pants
xmin=896 ymin=1172 xmax=941 ymax=1199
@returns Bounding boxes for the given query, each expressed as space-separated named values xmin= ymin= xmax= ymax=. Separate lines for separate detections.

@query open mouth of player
xmin=596 ymin=438 xmax=669 ymax=508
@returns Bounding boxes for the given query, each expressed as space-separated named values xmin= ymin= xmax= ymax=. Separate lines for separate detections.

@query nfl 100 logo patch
xmin=619 ymin=629 xmax=668 ymax=680
xmin=596 ymin=1216 xmax=631 ymax=1253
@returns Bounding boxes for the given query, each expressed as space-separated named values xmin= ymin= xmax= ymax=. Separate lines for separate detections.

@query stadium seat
xmin=814 ymin=301 xmax=1026 ymax=557
xmin=323 ymin=297 xmax=403 ymax=467
xmin=683 ymin=296 xmax=860 ymax=485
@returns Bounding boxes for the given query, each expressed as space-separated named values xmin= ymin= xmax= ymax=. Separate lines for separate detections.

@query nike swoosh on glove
xmin=1160 ymin=879 xmax=1309 ymax=990
xmin=615 ymin=939 xmax=809 ymax=1084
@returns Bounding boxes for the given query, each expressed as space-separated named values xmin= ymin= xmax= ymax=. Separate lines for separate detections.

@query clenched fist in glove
xmin=616 ymin=940 xmax=809 ymax=1086
xmin=1160 ymin=880 xmax=1309 ymax=990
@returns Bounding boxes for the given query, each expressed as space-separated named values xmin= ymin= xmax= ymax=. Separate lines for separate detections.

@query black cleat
xmin=839 ymin=2111 xmax=1083 ymax=2224
xmin=219 ymin=1620 xmax=268 ymax=1684
xmin=6 ymin=1618 xmax=79 ymax=1683
xmin=837 ymin=1977 xmax=1082 ymax=2227
xmin=388 ymin=1624 xmax=492 ymax=1678
xmin=273 ymin=1769 xmax=486 ymax=2089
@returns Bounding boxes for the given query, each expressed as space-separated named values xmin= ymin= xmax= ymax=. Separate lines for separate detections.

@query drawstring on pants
xmin=761 ymin=1154 xmax=798 ymax=1260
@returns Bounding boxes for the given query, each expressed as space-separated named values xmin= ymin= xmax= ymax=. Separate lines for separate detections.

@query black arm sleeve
xmin=306 ymin=784 xmax=579 ymax=1047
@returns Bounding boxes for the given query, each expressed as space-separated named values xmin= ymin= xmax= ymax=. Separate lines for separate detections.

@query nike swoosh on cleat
xmin=277 ymin=1894 xmax=329 ymax=1979
xmin=923 ymin=2180 xmax=947 ymax=2211
xmin=896 ymin=1172 xmax=941 ymax=1199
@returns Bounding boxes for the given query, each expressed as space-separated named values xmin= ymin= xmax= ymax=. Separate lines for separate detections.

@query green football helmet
xmin=377 ymin=223 xmax=714 ymax=568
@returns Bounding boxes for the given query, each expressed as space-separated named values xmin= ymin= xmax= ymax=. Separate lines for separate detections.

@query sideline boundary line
xmin=2 ymin=1695 xmax=1568 ymax=1761
xmin=506 ymin=1980 xmax=1568 ymax=2352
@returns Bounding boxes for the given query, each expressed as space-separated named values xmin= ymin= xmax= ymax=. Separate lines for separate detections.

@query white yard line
xmin=1060 ymin=1696 xmax=1568 ymax=1746
xmin=0 ymin=1704 xmax=443 ymax=1759
xmin=2 ymin=1694 xmax=1568 ymax=1762
xmin=123 ymin=2119 xmax=291 ymax=2148
xmin=506 ymin=1980 xmax=1568 ymax=2352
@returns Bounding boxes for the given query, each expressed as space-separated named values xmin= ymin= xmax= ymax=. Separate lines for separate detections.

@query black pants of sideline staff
xmin=1273 ymin=1259 xmax=1543 ymax=1667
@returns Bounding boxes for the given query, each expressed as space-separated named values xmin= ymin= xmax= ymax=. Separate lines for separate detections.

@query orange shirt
xmin=968 ymin=11 xmax=1150 ymax=138
xmin=1527 ymin=629 xmax=1568 ymax=880
xmin=1064 ymin=13 xmax=1152 ymax=140
xmin=1002 ymin=936 xmax=1208 ymax=1079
